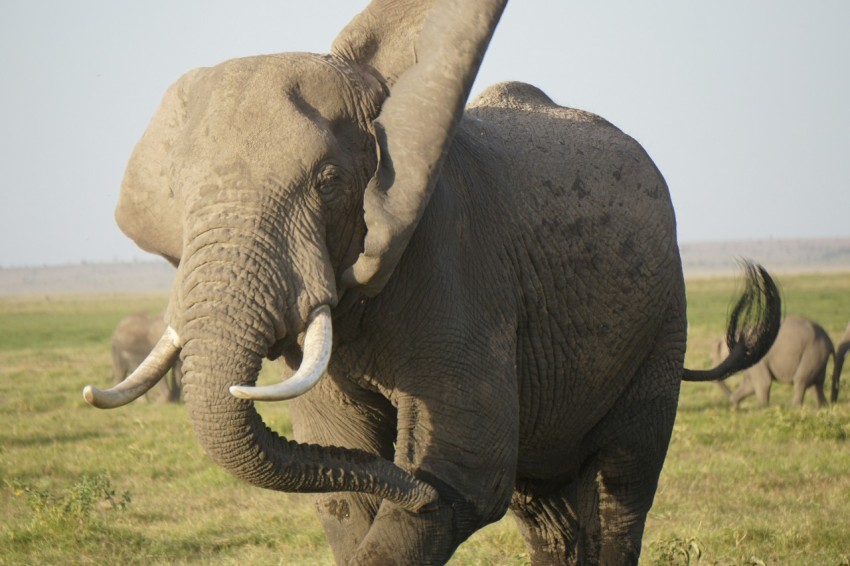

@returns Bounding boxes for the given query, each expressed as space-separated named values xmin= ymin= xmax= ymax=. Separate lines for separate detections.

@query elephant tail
xmin=683 ymin=263 xmax=782 ymax=382
xmin=832 ymin=340 xmax=848 ymax=403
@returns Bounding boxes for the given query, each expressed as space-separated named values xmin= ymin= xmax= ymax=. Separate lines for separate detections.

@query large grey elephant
xmin=111 ymin=311 xmax=182 ymax=403
xmin=709 ymin=315 xmax=840 ymax=408
xmin=82 ymin=1 xmax=781 ymax=564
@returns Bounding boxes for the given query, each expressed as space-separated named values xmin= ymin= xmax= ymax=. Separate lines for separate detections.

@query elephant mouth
xmin=83 ymin=299 xmax=439 ymax=512
xmin=82 ymin=304 xmax=333 ymax=408
xmin=229 ymin=304 xmax=332 ymax=401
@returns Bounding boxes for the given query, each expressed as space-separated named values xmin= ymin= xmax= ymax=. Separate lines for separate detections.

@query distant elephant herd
xmin=115 ymin=312 xmax=849 ymax=410
xmin=709 ymin=316 xmax=849 ymax=409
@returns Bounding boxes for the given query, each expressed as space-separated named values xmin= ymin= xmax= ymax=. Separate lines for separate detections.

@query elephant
xmin=709 ymin=315 xmax=840 ymax=408
xmin=111 ymin=311 xmax=182 ymax=403
xmin=708 ymin=337 xmax=736 ymax=399
xmin=835 ymin=321 xmax=850 ymax=387
xmin=81 ymin=1 xmax=782 ymax=564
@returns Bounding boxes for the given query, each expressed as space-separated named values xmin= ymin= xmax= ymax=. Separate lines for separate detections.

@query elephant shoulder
xmin=468 ymin=81 xmax=611 ymax=126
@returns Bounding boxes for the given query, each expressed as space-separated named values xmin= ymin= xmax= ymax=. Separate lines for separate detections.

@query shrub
xmin=646 ymin=536 xmax=703 ymax=565
xmin=10 ymin=471 xmax=131 ymax=531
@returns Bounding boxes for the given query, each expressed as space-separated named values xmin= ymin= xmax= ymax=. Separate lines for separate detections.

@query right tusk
xmin=230 ymin=305 xmax=332 ymax=401
xmin=83 ymin=326 xmax=181 ymax=409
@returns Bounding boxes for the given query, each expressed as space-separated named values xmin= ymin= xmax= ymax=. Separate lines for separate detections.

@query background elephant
xmin=83 ymin=1 xmax=781 ymax=564
xmin=111 ymin=311 xmax=182 ymax=403
xmin=709 ymin=315 xmax=840 ymax=408
xmin=709 ymin=337 xmax=737 ymax=399
xmin=834 ymin=321 xmax=850 ymax=385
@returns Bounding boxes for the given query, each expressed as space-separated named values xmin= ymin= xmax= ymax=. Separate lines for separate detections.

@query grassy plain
xmin=1 ymin=272 xmax=849 ymax=565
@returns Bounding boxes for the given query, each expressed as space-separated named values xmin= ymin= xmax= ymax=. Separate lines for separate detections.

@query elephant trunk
xmin=175 ymin=224 xmax=438 ymax=512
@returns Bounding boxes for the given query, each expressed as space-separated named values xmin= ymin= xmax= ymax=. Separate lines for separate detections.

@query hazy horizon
xmin=2 ymin=1 xmax=848 ymax=268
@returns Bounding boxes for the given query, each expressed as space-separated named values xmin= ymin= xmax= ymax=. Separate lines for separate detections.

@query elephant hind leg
xmin=812 ymin=364 xmax=828 ymax=408
xmin=509 ymin=472 xmax=600 ymax=565
xmin=513 ymin=354 xmax=682 ymax=565
xmin=790 ymin=378 xmax=827 ymax=408
xmin=519 ymin=434 xmax=664 ymax=565
xmin=813 ymin=383 xmax=827 ymax=408
xmin=580 ymin=344 xmax=683 ymax=563
xmin=789 ymin=375 xmax=810 ymax=407
xmin=791 ymin=358 xmax=828 ymax=408
xmin=509 ymin=482 xmax=579 ymax=565
xmin=730 ymin=374 xmax=759 ymax=407
xmin=734 ymin=368 xmax=773 ymax=407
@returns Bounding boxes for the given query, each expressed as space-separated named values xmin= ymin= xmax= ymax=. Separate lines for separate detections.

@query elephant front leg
xmin=351 ymin=499 xmax=456 ymax=565
xmin=288 ymin=375 xmax=396 ymax=560
xmin=730 ymin=374 xmax=758 ymax=407
xmin=351 ymin=369 xmax=519 ymax=565
xmin=312 ymin=492 xmax=382 ymax=561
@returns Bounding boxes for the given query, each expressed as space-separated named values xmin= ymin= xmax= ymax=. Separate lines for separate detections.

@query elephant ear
xmin=115 ymin=68 xmax=207 ymax=266
xmin=334 ymin=0 xmax=507 ymax=296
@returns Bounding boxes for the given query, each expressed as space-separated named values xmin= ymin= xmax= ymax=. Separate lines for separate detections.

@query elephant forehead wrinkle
xmin=176 ymin=55 xmax=375 ymax=192
xmin=209 ymin=54 xmax=361 ymax=128
xmin=278 ymin=53 xmax=381 ymax=124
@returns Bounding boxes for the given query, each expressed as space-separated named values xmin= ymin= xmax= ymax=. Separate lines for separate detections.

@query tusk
xmin=83 ymin=326 xmax=181 ymax=409
xmin=230 ymin=305 xmax=332 ymax=401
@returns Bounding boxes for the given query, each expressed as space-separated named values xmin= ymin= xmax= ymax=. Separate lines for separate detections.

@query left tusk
xmin=230 ymin=305 xmax=332 ymax=401
xmin=83 ymin=326 xmax=181 ymax=409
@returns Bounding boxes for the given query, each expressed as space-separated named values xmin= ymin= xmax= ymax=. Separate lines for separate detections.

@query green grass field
xmin=2 ymin=272 xmax=849 ymax=565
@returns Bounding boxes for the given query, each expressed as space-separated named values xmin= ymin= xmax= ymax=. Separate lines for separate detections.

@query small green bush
xmin=646 ymin=536 xmax=703 ymax=565
xmin=10 ymin=471 xmax=130 ymax=530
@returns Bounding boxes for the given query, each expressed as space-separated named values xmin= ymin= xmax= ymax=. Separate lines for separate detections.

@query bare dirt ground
xmin=1 ymin=238 xmax=848 ymax=296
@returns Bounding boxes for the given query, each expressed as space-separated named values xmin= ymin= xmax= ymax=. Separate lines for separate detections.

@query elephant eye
xmin=315 ymin=164 xmax=350 ymax=206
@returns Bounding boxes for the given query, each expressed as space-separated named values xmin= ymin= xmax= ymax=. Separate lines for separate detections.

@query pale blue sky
xmin=1 ymin=1 xmax=848 ymax=267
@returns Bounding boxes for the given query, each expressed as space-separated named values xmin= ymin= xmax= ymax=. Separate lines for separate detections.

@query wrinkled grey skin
xmin=710 ymin=315 xmax=840 ymax=408
xmin=91 ymin=1 xmax=781 ymax=563
xmin=111 ymin=312 xmax=182 ymax=403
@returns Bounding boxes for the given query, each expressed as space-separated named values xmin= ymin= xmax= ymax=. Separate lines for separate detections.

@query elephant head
xmin=83 ymin=0 xmax=507 ymax=512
